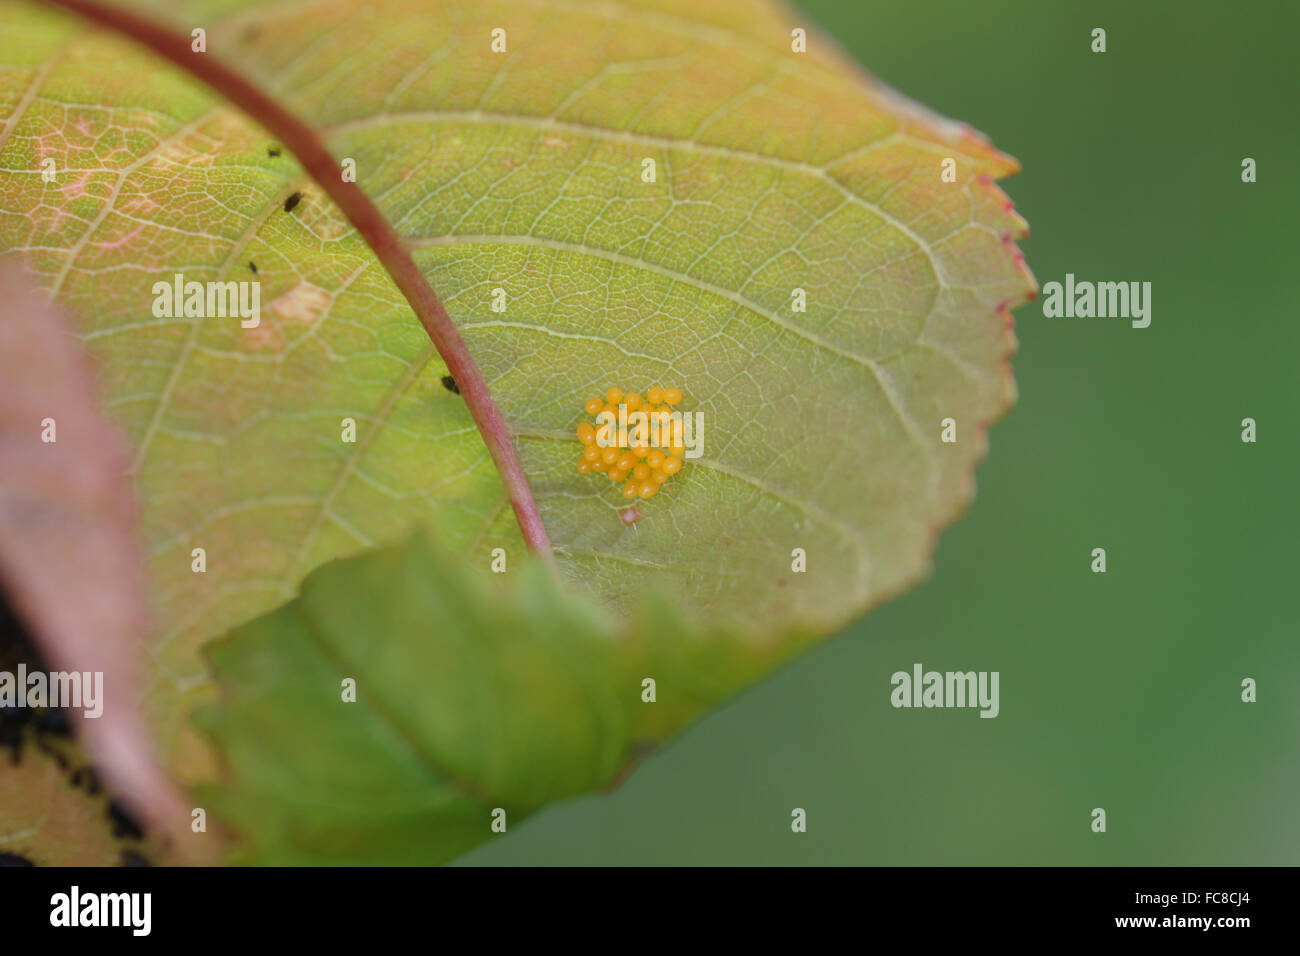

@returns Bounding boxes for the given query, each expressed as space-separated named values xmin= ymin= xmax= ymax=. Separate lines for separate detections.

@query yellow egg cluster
xmin=576 ymin=386 xmax=687 ymax=500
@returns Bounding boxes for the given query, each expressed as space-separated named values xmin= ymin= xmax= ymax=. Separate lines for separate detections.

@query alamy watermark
xmin=0 ymin=665 xmax=103 ymax=718
xmin=1041 ymin=273 xmax=1151 ymax=328
xmin=891 ymin=663 xmax=999 ymax=718
xmin=50 ymin=886 xmax=150 ymax=936
xmin=593 ymin=403 xmax=705 ymax=458
xmin=152 ymin=272 xmax=261 ymax=328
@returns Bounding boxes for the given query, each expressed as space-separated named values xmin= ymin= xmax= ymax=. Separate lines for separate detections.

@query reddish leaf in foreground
xmin=0 ymin=265 xmax=191 ymax=852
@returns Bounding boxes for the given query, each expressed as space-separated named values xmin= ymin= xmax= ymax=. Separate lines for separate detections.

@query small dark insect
xmin=283 ymin=191 xmax=303 ymax=213
xmin=267 ymin=145 xmax=281 ymax=157
xmin=119 ymin=850 xmax=151 ymax=867
xmin=106 ymin=800 xmax=145 ymax=840
xmin=68 ymin=766 xmax=101 ymax=792
xmin=248 ymin=261 xmax=258 ymax=274
xmin=440 ymin=375 xmax=460 ymax=395
xmin=0 ymin=852 xmax=35 ymax=867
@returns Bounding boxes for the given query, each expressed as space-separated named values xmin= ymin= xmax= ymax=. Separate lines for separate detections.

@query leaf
xmin=0 ymin=0 xmax=1033 ymax=852
xmin=0 ymin=741 xmax=149 ymax=866
xmin=0 ymin=264 xmax=191 ymax=853
xmin=196 ymin=531 xmax=786 ymax=864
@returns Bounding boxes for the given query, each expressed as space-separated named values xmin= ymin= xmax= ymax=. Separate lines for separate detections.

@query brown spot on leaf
xmin=60 ymin=170 xmax=92 ymax=200
xmin=239 ymin=321 xmax=284 ymax=352
xmin=269 ymin=281 xmax=331 ymax=323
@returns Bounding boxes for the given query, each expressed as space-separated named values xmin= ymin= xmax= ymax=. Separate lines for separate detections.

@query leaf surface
xmin=0 ymin=0 xmax=1033 ymax=837
xmin=198 ymin=532 xmax=784 ymax=864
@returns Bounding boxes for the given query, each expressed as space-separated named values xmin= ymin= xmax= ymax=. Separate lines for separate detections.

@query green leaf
xmin=197 ymin=531 xmax=789 ymax=864
xmin=0 ymin=0 xmax=1033 ymax=856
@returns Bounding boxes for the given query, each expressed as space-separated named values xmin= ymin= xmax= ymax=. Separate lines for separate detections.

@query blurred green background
xmin=462 ymin=0 xmax=1299 ymax=864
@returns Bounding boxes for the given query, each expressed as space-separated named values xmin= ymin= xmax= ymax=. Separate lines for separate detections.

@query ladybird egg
xmin=646 ymin=449 xmax=665 ymax=469
xmin=652 ymin=468 xmax=670 ymax=483
xmin=605 ymin=387 xmax=623 ymax=405
xmin=624 ymin=392 xmax=643 ymax=412
xmin=577 ymin=460 xmax=592 ymax=474
xmin=616 ymin=452 xmax=635 ymax=471
xmin=600 ymin=447 xmax=618 ymax=465
xmin=663 ymin=387 xmax=682 ymax=405
xmin=661 ymin=456 xmax=682 ymax=476
xmin=582 ymin=445 xmax=600 ymax=463
xmin=632 ymin=463 xmax=650 ymax=481
xmin=576 ymin=422 xmax=596 ymax=444
xmin=647 ymin=386 xmax=664 ymax=404
xmin=638 ymin=481 xmax=658 ymax=499
xmin=622 ymin=481 xmax=639 ymax=499
xmin=584 ymin=396 xmax=603 ymax=415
